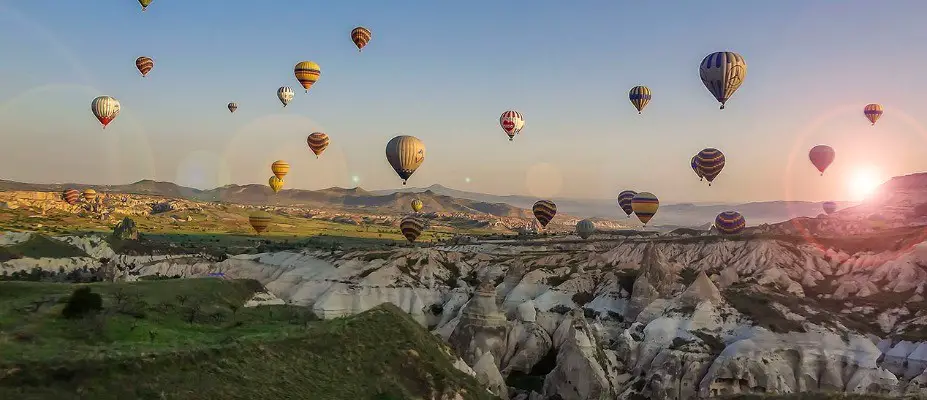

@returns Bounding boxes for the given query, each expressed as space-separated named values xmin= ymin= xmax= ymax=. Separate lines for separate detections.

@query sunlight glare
xmin=847 ymin=166 xmax=882 ymax=201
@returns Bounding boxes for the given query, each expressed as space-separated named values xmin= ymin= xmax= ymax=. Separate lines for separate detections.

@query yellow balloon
xmin=268 ymin=176 xmax=284 ymax=193
xmin=411 ymin=199 xmax=423 ymax=212
xmin=271 ymin=160 xmax=290 ymax=180
xmin=249 ymin=210 xmax=272 ymax=234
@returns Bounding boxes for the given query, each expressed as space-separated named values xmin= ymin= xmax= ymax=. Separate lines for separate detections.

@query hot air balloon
xmin=499 ymin=110 xmax=525 ymax=141
xmin=351 ymin=26 xmax=372 ymax=51
xmin=249 ymin=210 xmax=272 ymax=234
xmin=699 ymin=51 xmax=747 ymax=110
xmin=864 ymin=103 xmax=883 ymax=126
xmin=808 ymin=145 xmax=835 ymax=176
xmin=277 ymin=86 xmax=294 ymax=107
xmin=294 ymin=61 xmax=321 ymax=93
xmin=532 ymin=200 xmax=557 ymax=228
xmin=400 ymin=216 xmax=424 ymax=243
xmin=695 ymin=148 xmax=725 ymax=186
xmin=62 ymin=189 xmax=80 ymax=205
xmin=631 ymin=192 xmax=659 ymax=226
xmin=82 ymin=189 xmax=97 ymax=203
xmin=228 ymin=102 xmax=238 ymax=113
xmin=629 ymin=86 xmax=652 ymax=114
xmin=823 ymin=201 xmax=837 ymax=215
xmin=268 ymin=176 xmax=284 ymax=194
xmin=138 ymin=0 xmax=152 ymax=11
xmin=714 ymin=211 xmax=746 ymax=234
xmin=576 ymin=219 xmax=596 ymax=239
xmin=307 ymin=132 xmax=330 ymax=158
xmin=617 ymin=190 xmax=636 ymax=218
xmin=411 ymin=199 xmax=424 ymax=213
xmin=271 ymin=160 xmax=290 ymax=180
xmin=135 ymin=56 xmax=154 ymax=77
xmin=691 ymin=155 xmax=704 ymax=181
xmin=385 ymin=135 xmax=425 ymax=185
xmin=91 ymin=96 xmax=120 ymax=129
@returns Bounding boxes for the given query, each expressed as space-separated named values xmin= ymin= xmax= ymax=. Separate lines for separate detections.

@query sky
xmin=1 ymin=1 xmax=927 ymax=204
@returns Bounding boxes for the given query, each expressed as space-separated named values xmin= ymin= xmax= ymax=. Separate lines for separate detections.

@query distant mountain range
xmin=0 ymin=179 xmax=858 ymax=228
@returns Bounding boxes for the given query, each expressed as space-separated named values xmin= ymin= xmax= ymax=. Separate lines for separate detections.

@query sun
xmin=847 ymin=166 xmax=882 ymax=201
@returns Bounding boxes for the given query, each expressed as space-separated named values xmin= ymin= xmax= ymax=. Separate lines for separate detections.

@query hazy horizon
xmin=2 ymin=1 xmax=927 ymax=204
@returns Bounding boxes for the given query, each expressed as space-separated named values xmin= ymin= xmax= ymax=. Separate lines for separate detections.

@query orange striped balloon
xmin=307 ymin=132 xmax=330 ymax=158
xmin=271 ymin=160 xmax=290 ymax=180
xmin=82 ymin=189 xmax=97 ymax=202
xmin=62 ymin=189 xmax=80 ymax=205
xmin=351 ymin=27 xmax=372 ymax=52
xmin=135 ymin=56 xmax=154 ymax=77
xmin=294 ymin=61 xmax=321 ymax=93
xmin=249 ymin=210 xmax=272 ymax=234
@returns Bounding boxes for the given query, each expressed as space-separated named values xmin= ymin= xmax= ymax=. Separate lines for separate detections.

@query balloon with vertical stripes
xmin=864 ymin=103 xmax=883 ymax=126
xmin=385 ymin=135 xmax=425 ymax=185
xmin=628 ymin=86 xmax=651 ymax=114
xmin=277 ymin=87 xmax=294 ymax=107
xmin=228 ymin=102 xmax=238 ymax=113
xmin=351 ymin=27 xmax=372 ymax=51
xmin=91 ymin=96 xmax=120 ymax=129
xmin=699 ymin=51 xmax=747 ymax=110
xmin=576 ymin=219 xmax=595 ymax=239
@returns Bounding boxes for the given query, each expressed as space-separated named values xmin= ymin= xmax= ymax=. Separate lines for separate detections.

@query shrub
xmin=62 ymin=287 xmax=103 ymax=319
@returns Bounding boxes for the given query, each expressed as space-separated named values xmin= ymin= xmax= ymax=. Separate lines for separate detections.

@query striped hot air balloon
xmin=268 ymin=176 xmax=284 ymax=194
xmin=277 ymin=86 xmax=294 ymax=107
xmin=631 ymin=192 xmax=659 ymax=226
xmin=499 ymin=110 xmax=525 ymax=141
xmin=864 ymin=103 xmax=883 ymax=126
xmin=135 ymin=56 xmax=154 ymax=77
xmin=91 ymin=96 xmax=120 ymax=129
xmin=62 ymin=189 xmax=80 ymax=205
xmin=699 ymin=51 xmax=747 ymax=110
xmin=138 ymin=0 xmax=153 ymax=11
xmin=532 ymin=200 xmax=557 ymax=228
xmin=400 ymin=216 xmax=425 ymax=243
xmin=628 ymin=86 xmax=652 ymax=114
xmin=271 ymin=160 xmax=290 ymax=180
xmin=307 ymin=132 xmax=330 ymax=158
xmin=823 ymin=201 xmax=837 ymax=215
xmin=411 ymin=199 xmax=424 ymax=213
xmin=695 ymin=148 xmax=725 ymax=186
xmin=617 ymin=190 xmax=636 ymax=218
xmin=691 ymin=155 xmax=703 ymax=181
xmin=294 ymin=61 xmax=321 ymax=93
xmin=808 ymin=145 xmax=835 ymax=176
xmin=385 ymin=135 xmax=426 ymax=185
xmin=714 ymin=211 xmax=746 ymax=235
xmin=351 ymin=26 xmax=372 ymax=51
xmin=82 ymin=189 xmax=97 ymax=203
xmin=576 ymin=219 xmax=595 ymax=239
xmin=228 ymin=102 xmax=238 ymax=113
xmin=249 ymin=210 xmax=272 ymax=234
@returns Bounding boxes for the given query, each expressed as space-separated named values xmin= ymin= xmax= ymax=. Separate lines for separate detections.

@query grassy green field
xmin=0 ymin=279 xmax=494 ymax=400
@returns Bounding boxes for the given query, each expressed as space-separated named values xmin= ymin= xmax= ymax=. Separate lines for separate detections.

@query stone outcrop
xmin=112 ymin=217 xmax=139 ymax=240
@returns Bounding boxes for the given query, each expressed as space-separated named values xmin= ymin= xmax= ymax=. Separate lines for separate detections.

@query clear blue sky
xmin=1 ymin=0 xmax=927 ymax=203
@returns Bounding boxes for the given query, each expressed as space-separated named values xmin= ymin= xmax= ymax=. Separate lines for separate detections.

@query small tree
xmin=62 ymin=287 xmax=103 ymax=319
xmin=176 ymin=294 xmax=189 ymax=306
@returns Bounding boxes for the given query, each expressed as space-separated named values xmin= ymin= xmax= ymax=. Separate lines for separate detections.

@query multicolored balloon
xmin=617 ymin=190 xmax=636 ymax=218
xmin=228 ymin=102 xmax=238 ymax=113
xmin=628 ymin=86 xmax=652 ymax=114
xmin=808 ymin=145 xmax=835 ymax=176
xmin=576 ymin=219 xmax=595 ymax=239
xmin=714 ymin=211 xmax=746 ymax=234
xmin=499 ymin=110 xmax=525 ymax=141
xmin=864 ymin=103 xmax=883 ymax=126
xmin=277 ymin=86 xmax=294 ymax=107
xmin=138 ymin=0 xmax=152 ymax=11
xmin=631 ymin=192 xmax=659 ymax=226
xmin=294 ymin=61 xmax=321 ymax=93
xmin=307 ymin=132 xmax=330 ymax=158
xmin=411 ymin=199 xmax=424 ymax=213
xmin=695 ymin=148 xmax=725 ymax=186
xmin=699 ymin=51 xmax=747 ymax=110
xmin=82 ymin=189 xmax=97 ymax=203
xmin=691 ymin=155 xmax=703 ymax=181
xmin=400 ymin=216 xmax=424 ymax=243
xmin=135 ymin=56 xmax=154 ymax=77
xmin=249 ymin=210 xmax=272 ymax=234
xmin=351 ymin=27 xmax=372 ymax=51
xmin=385 ymin=135 xmax=425 ymax=185
xmin=822 ymin=201 xmax=837 ymax=215
xmin=532 ymin=200 xmax=557 ymax=227
xmin=268 ymin=176 xmax=284 ymax=194
xmin=271 ymin=160 xmax=290 ymax=180
xmin=62 ymin=189 xmax=80 ymax=205
xmin=91 ymin=96 xmax=120 ymax=129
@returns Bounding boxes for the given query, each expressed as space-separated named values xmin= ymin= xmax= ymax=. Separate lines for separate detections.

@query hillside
xmin=0 ymin=279 xmax=493 ymax=400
